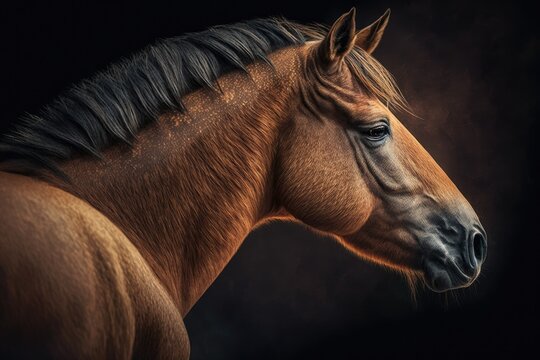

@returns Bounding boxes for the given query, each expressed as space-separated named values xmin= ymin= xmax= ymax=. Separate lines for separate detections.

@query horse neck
xmin=54 ymin=47 xmax=301 ymax=315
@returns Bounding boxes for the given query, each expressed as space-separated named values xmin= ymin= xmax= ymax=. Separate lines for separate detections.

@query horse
xmin=0 ymin=8 xmax=487 ymax=359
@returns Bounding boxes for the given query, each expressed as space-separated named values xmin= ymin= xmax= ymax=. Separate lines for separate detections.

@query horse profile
xmin=0 ymin=8 xmax=486 ymax=358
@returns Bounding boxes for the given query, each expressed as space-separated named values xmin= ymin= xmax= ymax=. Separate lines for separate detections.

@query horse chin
xmin=422 ymin=256 xmax=476 ymax=293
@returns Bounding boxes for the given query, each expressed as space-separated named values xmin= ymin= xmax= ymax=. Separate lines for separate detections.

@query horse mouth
xmin=422 ymin=256 xmax=477 ymax=292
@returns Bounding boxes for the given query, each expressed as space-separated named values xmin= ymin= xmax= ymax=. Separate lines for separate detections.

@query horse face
xmin=277 ymin=9 xmax=486 ymax=292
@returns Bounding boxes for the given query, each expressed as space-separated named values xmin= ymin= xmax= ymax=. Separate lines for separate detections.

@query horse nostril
xmin=470 ymin=230 xmax=487 ymax=268
xmin=473 ymin=233 xmax=483 ymax=260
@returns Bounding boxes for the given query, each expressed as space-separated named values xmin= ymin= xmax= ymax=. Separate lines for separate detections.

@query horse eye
xmin=363 ymin=125 xmax=389 ymax=140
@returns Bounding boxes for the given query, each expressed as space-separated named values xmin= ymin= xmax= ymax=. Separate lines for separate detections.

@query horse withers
xmin=0 ymin=8 xmax=486 ymax=359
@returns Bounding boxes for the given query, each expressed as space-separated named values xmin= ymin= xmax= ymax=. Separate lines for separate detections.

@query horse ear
xmin=355 ymin=9 xmax=391 ymax=54
xmin=316 ymin=8 xmax=357 ymax=70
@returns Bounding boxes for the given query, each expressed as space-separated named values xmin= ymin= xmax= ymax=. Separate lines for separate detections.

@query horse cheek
xmin=276 ymin=134 xmax=373 ymax=235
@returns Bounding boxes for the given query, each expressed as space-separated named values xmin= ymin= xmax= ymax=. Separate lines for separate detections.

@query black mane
xmin=0 ymin=17 xmax=407 ymax=177
xmin=0 ymin=18 xmax=306 ymax=175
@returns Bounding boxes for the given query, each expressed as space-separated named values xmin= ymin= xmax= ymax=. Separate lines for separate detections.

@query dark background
xmin=1 ymin=0 xmax=538 ymax=359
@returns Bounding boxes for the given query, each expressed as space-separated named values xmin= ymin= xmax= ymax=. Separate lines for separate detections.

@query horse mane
xmin=0 ymin=18 xmax=407 ymax=176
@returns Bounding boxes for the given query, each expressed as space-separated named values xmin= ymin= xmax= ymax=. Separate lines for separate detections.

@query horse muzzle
xmin=422 ymin=223 xmax=487 ymax=292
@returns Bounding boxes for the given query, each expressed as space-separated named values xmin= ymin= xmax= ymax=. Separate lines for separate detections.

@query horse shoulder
xmin=0 ymin=172 xmax=189 ymax=359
